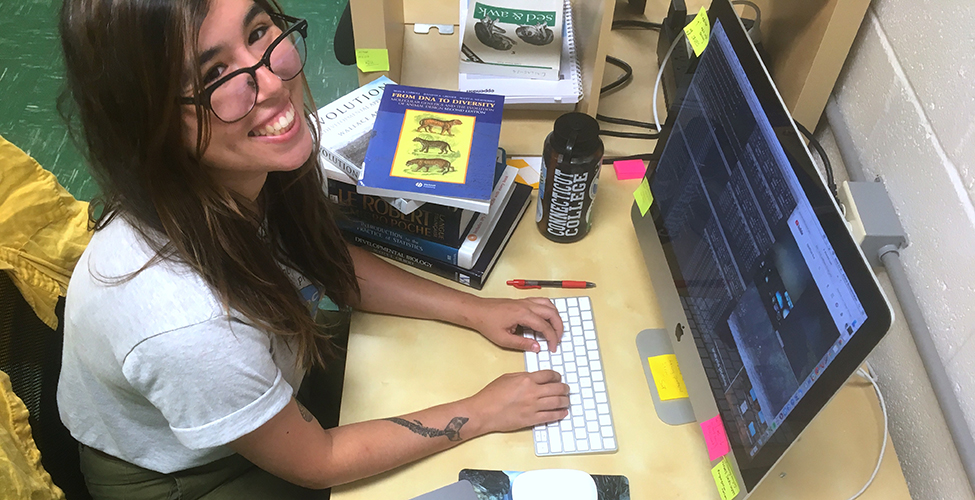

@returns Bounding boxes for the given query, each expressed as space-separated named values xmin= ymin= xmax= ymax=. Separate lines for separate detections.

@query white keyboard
xmin=522 ymin=296 xmax=617 ymax=456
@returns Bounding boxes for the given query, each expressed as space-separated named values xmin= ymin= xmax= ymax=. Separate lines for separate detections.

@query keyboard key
xmin=582 ymin=310 xmax=592 ymax=320
xmin=587 ymin=340 xmax=598 ymax=351
xmin=583 ymin=320 xmax=594 ymax=330
xmin=594 ymin=381 xmax=605 ymax=392
xmin=575 ymin=428 xmax=586 ymax=439
xmin=563 ymin=436 xmax=576 ymax=452
xmin=596 ymin=392 xmax=607 ymax=403
xmin=590 ymin=434 xmax=602 ymax=450
xmin=593 ymin=371 xmax=604 ymax=381
xmin=569 ymin=307 xmax=579 ymax=317
xmin=581 ymin=377 xmax=592 ymax=387
xmin=601 ymin=425 xmax=614 ymax=437
xmin=526 ymin=356 xmax=539 ymax=372
xmin=566 ymin=362 xmax=577 ymax=372
xmin=570 ymin=394 xmax=581 ymax=406
xmin=584 ymin=329 xmax=596 ymax=340
xmin=540 ymin=361 xmax=551 ymax=370
xmin=580 ymin=297 xmax=590 ymax=309
xmin=560 ymin=419 xmax=572 ymax=431
xmin=591 ymin=360 xmax=602 ymax=371
xmin=587 ymin=421 xmax=598 ymax=432
xmin=582 ymin=387 xmax=594 ymax=399
xmin=573 ymin=416 xmax=584 ymax=427
xmin=548 ymin=428 xmax=562 ymax=453
xmin=569 ymin=383 xmax=580 ymax=393
xmin=599 ymin=414 xmax=612 ymax=426
xmin=567 ymin=297 xmax=578 ymax=307
xmin=603 ymin=437 xmax=616 ymax=450
xmin=577 ymin=439 xmax=589 ymax=451
xmin=537 ymin=442 xmax=549 ymax=454
xmin=583 ymin=399 xmax=595 ymax=410
xmin=585 ymin=410 xmax=597 ymax=421
xmin=597 ymin=403 xmax=610 ymax=414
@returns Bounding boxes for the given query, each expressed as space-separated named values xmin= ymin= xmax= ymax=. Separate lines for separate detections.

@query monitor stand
xmin=636 ymin=328 xmax=696 ymax=425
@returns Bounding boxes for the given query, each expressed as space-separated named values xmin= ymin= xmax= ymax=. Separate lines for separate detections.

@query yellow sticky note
xmin=711 ymin=456 xmax=741 ymax=500
xmin=684 ymin=6 xmax=711 ymax=57
xmin=634 ymin=177 xmax=654 ymax=216
xmin=648 ymin=354 xmax=688 ymax=401
xmin=355 ymin=49 xmax=390 ymax=73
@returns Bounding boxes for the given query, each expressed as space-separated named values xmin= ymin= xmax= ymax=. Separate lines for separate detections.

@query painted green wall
xmin=0 ymin=0 xmax=357 ymax=201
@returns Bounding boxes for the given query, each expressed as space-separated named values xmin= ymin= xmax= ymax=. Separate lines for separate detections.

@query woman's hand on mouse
xmin=465 ymin=370 xmax=570 ymax=435
xmin=464 ymin=297 xmax=564 ymax=353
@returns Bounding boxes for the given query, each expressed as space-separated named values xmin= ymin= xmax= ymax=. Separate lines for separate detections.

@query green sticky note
xmin=355 ymin=49 xmax=390 ymax=73
xmin=711 ymin=456 xmax=741 ymax=500
xmin=634 ymin=177 xmax=654 ymax=216
xmin=684 ymin=6 xmax=711 ymax=57
xmin=648 ymin=354 xmax=688 ymax=401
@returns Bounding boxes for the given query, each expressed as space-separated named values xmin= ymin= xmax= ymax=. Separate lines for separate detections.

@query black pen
xmin=506 ymin=280 xmax=596 ymax=290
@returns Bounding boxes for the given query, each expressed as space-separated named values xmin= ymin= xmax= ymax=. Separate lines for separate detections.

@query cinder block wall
xmin=826 ymin=0 xmax=975 ymax=498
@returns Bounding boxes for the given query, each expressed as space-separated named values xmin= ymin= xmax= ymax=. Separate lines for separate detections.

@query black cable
xmin=795 ymin=121 xmax=837 ymax=197
xmin=599 ymin=129 xmax=659 ymax=140
xmin=596 ymin=21 xmax=663 ymax=154
xmin=602 ymin=153 xmax=658 ymax=165
xmin=611 ymin=20 xmax=663 ymax=30
xmin=598 ymin=56 xmax=660 ymax=136
xmin=600 ymin=55 xmax=633 ymax=95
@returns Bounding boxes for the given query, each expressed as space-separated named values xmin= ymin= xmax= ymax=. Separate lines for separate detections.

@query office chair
xmin=0 ymin=271 xmax=91 ymax=500
xmin=333 ymin=1 xmax=356 ymax=66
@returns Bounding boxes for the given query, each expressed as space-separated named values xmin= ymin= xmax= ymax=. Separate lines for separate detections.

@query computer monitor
xmin=631 ymin=0 xmax=893 ymax=496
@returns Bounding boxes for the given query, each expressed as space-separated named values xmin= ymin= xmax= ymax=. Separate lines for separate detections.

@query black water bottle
xmin=536 ymin=112 xmax=603 ymax=243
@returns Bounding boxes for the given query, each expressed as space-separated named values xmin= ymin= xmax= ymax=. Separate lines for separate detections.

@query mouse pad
xmin=459 ymin=469 xmax=630 ymax=500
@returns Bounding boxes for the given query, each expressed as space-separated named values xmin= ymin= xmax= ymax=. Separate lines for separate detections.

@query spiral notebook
xmin=458 ymin=0 xmax=582 ymax=110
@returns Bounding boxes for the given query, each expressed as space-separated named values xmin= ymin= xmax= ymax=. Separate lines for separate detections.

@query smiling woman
xmin=55 ymin=0 xmax=572 ymax=498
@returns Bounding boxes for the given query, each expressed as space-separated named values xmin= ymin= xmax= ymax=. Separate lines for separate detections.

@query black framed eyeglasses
xmin=181 ymin=13 xmax=308 ymax=123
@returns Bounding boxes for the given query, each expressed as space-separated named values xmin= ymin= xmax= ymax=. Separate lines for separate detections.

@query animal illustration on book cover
xmin=461 ymin=1 xmax=563 ymax=80
xmin=390 ymin=110 xmax=475 ymax=184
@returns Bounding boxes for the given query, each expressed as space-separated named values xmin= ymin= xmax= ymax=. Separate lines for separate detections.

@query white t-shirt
xmin=57 ymin=215 xmax=322 ymax=474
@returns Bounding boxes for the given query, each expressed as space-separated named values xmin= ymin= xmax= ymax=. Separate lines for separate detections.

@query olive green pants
xmin=79 ymin=445 xmax=329 ymax=500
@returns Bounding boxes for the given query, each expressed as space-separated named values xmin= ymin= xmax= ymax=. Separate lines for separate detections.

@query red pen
xmin=506 ymin=280 xmax=596 ymax=290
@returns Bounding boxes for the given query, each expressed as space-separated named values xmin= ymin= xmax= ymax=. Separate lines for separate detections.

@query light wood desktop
xmin=333 ymin=1 xmax=911 ymax=498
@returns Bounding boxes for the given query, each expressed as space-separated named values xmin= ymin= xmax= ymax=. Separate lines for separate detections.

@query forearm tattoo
xmin=383 ymin=416 xmax=469 ymax=442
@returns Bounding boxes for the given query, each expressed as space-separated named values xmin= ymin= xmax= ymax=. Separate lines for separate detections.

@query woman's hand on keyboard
xmin=468 ymin=370 xmax=570 ymax=432
xmin=465 ymin=297 xmax=564 ymax=353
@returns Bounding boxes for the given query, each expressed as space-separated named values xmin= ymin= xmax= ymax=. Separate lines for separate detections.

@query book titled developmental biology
xmin=359 ymin=85 xmax=504 ymax=214
xmin=341 ymin=165 xmax=519 ymax=269
xmin=459 ymin=0 xmax=564 ymax=81
xmin=346 ymin=181 xmax=532 ymax=290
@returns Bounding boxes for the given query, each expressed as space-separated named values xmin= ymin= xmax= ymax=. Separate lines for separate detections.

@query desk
xmin=332 ymin=178 xmax=911 ymax=499
xmin=332 ymin=1 xmax=911 ymax=498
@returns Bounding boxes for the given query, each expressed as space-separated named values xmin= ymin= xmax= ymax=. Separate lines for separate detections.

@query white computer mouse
xmin=510 ymin=469 xmax=598 ymax=500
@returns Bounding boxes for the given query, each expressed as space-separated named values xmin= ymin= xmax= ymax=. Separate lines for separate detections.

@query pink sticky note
xmin=613 ymin=159 xmax=647 ymax=180
xmin=701 ymin=415 xmax=731 ymax=461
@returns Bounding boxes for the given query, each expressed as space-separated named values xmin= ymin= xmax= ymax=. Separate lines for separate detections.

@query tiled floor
xmin=0 ymin=0 xmax=357 ymax=200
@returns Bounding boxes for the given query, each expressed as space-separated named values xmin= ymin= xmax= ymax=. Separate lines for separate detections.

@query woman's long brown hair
xmin=58 ymin=0 xmax=360 ymax=369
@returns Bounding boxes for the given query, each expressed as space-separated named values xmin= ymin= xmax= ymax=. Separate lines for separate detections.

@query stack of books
xmin=316 ymin=81 xmax=532 ymax=289
xmin=458 ymin=0 xmax=581 ymax=110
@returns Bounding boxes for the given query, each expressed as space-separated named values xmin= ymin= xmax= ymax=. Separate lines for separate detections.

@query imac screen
xmin=647 ymin=6 xmax=888 ymax=487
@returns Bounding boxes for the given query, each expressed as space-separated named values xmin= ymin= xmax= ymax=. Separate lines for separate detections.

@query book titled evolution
xmin=359 ymin=84 xmax=504 ymax=213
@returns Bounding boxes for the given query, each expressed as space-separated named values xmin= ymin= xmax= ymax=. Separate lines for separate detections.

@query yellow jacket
xmin=0 ymin=134 xmax=92 ymax=329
